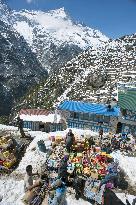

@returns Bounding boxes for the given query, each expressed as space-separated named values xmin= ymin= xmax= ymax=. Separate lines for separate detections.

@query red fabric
xmin=19 ymin=109 xmax=54 ymax=116
xmin=0 ymin=160 xmax=4 ymax=165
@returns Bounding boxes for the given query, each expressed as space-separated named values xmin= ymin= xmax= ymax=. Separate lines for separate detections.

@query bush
xmin=0 ymin=116 xmax=9 ymax=125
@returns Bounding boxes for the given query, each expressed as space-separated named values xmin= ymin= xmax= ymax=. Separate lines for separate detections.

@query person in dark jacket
xmin=73 ymin=174 xmax=86 ymax=200
xmin=88 ymin=137 xmax=95 ymax=148
xmin=58 ymin=156 xmax=69 ymax=184
xmin=99 ymin=128 xmax=103 ymax=140
xmin=103 ymin=188 xmax=125 ymax=205
xmin=65 ymin=129 xmax=75 ymax=153
xmin=16 ymin=116 xmax=25 ymax=138
xmin=132 ymin=198 xmax=136 ymax=205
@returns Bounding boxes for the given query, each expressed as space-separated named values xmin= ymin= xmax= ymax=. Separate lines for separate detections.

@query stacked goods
xmin=47 ymin=145 xmax=67 ymax=170
xmin=47 ymin=135 xmax=114 ymax=180
xmin=0 ymin=136 xmax=17 ymax=169
xmin=49 ymin=135 xmax=65 ymax=143
xmin=0 ymin=150 xmax=16 ymax=168
xmin=45 ymin=133 xmax=132 ymax=204
xmin=67 ymin=151 xmax=112 ymax=179
xmin=0 ymin=136 xmax=12 ymax=149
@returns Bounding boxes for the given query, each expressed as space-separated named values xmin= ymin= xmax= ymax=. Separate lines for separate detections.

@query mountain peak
xmin=48 ymin=7 xmax=68 ymax=19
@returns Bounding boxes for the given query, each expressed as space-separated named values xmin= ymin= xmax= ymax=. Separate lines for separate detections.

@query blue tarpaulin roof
xmin=58 ymin=100 xmax=120 ymax=117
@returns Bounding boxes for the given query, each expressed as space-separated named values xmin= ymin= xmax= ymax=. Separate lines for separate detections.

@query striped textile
xmin=19 ymin=109 xmax=53 ymax=116
xmin=118 ymin=90 xmax=136 ymax=111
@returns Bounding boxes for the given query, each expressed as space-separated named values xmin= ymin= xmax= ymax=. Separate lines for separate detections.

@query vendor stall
xmin=46 ymin=132 xmax=119 ymax=204
xmin=0 ymin=136 xmax=17 ymax=170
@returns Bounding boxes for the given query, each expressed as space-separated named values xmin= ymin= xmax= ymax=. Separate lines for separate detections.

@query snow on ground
xmin=49 ymin=128 xmax=108 ymax=139
xmin=112 ymin=151 xmax=136 ymax=186
xmin=67 ymin=195 xmax=91 ymax=205
xmin=15 ymin=132 xmax=51 ymax=174
xmin=0 ymin=177 xmax=135 ymax=205
xmin=0 ymin=124 xmax=18 ymax=131
xmin=116 ymin=193 xmax=136 ymax=205
xmin=0 ymin=125 xmax=136 ymax=204
xmin=0 ymin=177 xmax=93 ymax=205
xmin=15 ymin=128 xmax=103 ymax=174
xmin=0 ymin=177 xmax=24 ymax=205
xmin=20 ymin=113 xmax=61 ymax=124
xmin=0 ymin=124 xmax=29 ymax=133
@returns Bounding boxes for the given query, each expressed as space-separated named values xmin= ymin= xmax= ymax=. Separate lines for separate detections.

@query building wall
xmin=23 ymin=121 xmax=63 ymax=132
xmin=23 ymin=121 xmax=39 ymax=131
xmin=118 ymin=109 xmax=136 ymax=134
xmin=122 ymin=123 xmax=136 ymax=134
xmin=60 ymin=110 xmax=115 ymax=133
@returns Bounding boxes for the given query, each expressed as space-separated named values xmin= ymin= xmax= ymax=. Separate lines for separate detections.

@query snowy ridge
xmin=10 ymin=7 xmax=109 ymax=71
xmin=13 ymin=8 xmax=108 ymax=49
xmin=18 ymin=32 xmax=135 ymax=110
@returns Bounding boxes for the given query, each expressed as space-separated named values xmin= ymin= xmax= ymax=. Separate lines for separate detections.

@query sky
xmin=6 ymin=0 xmax=136 ymax=39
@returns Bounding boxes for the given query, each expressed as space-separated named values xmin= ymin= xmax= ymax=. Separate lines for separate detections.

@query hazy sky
xmin=6 ymin=0 xmax=136 ymax=39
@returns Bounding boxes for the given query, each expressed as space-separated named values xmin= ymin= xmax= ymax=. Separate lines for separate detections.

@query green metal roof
xmin=118 ymin=90 xmax=136 ymax=111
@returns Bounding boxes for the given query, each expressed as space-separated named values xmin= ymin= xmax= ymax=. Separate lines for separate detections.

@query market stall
xmin=45 ymin=133 xmax=119 ymax=204
xmin=0 ymin=136 xmax=17 ymax=170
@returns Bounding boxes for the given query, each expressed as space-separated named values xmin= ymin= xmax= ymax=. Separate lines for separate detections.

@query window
xmin=73 ymin=112 xmax=79 ymax=119
xmin=79 ymin=113 xmax=84 ymax=120
xmin=83 ymin=113 xmax=89 ymax=121
xmin=93 ymin=115 xmax=98 ymax=122
xmin=70 ymin=112 xmax=74 ymax=119
xmin=103 ymin=116 xmax=110 ymax=123
xmin=98 ymin=115 xmax=104 ymax=123
xmin=89 ymin=114 xmax=94 ymax=121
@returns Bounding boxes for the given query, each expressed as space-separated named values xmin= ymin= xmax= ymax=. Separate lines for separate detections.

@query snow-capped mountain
xmin=0 ymin=0 xmax=110 ymax=116
xmin=0 ymin=1 xmax=50 ymax=116
xmin=0 ymin=18 xmax=47 ymax=116
xmin=0 ymin=0 xmax=136 ymax=117
xmin=11 ymin=8 xmax=109 ymax=71
xmin=17 ymin=33 xmax=135 ymax=111
xmin=0 ymin=0 xmax=11 ymax=24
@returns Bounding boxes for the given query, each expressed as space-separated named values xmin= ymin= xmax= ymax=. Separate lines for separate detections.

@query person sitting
xmin=24 ymin=165 xmax=40 ymax=192
xmin=65 ymin=129 xmax=75 ymax=153
xmin=48 ymin=178 xmax=66 ymax=205
xmin=22 ymin=165 xmax=41 ymax=204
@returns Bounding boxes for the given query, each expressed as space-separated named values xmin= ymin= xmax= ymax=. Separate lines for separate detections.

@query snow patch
xmin=13 ymin=21 xmax=34 ymax=45
xmin=112 ymin=151 xmax=136 ymax=186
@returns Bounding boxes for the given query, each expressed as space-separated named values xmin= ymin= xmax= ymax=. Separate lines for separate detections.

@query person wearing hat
xmin=65 ymin=129 xmax=75 ymax=153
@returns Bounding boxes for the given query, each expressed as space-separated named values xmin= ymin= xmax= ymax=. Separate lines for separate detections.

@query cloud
xmin=26 ymin=0 xmax=33 ymax=3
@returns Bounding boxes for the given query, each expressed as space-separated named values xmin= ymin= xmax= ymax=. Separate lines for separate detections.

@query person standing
xmin=16 ymin=116 xmax=25 ymax=138
xmin=65 ymin=129 xmax=75 ymax=153
xmin=99 ymin=128 xmax=103 ymax=141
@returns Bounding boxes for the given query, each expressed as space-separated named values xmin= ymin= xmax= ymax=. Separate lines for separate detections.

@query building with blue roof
xmin=58 ymin=100 xmax=120 ymax=133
